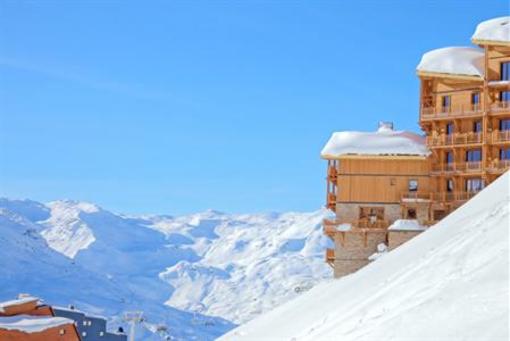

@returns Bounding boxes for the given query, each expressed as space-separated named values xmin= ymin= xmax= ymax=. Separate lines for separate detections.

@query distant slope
xmin=219 ymin=172 xmax=510 ymax=341
xmin=0 ymin=198 xmax=332 ymax=339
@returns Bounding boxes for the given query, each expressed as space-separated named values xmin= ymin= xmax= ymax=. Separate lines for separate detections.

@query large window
xmin=500 ymin=62 xmax=510 ymax=102
xmin=501 ymin=62 xmax=510 ymax=81
xmin=466 ymin=178 xmax=484 ymax=192
xmin=446 ymin=179 xmax=454 ymax=192
xmin=500 ymin=148 xmax=510 ymax=160
xmin=445 ymin=151 xmax=454 ymax=164
xmin=466 ymin=149 xmax=482 ymax=162
xmin=499 ymin=118 xmax=510 ymax=131
xmin=473 ymin=120 xmax=482 ymax=133
xmin=446 ymin=122 xmax=454 ymax=135
xmin=471 ymin=92 xmax=480 ymax=110
xmin=442 ymin=95 xmax=451 ymax=112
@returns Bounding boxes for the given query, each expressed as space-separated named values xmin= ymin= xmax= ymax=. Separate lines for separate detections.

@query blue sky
xmin=0 ymin=1 xmax=508 ymax=215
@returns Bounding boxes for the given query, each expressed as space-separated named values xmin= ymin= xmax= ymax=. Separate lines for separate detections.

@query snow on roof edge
xmin=0 ymin=315 xmax=74 ymax=333
xmin=321 ymin=127 xmax=429 ymax=159
xmin=472 ymin=16 xmax=510 ymax=45
xmin=416 ymin=47 xmax=484 ymax=78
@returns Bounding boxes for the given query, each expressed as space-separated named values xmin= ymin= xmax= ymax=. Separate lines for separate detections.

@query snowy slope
xmin=0 ymin=198 xmax=332 ymax=339
xmin=220 ymin=172 xmax=510 ymax=341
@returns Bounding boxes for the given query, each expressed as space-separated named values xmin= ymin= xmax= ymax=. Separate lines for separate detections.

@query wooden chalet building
xmin=323 ymin=16 xmax=510 ymax=278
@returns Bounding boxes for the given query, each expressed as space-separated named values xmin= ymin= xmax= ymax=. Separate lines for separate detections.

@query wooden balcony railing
xmin=326 ymin=193 xmax=336 ymax=211
xmin=421 ymin=105 xmax=483 ymax=120
xmin=488 ymin=159 xmax=510 ymax=172
xmin=490 ymin=130 xmax=510 ymax=143
xmin=490 ymin=100 xmax=510 ymax=113
xmin=401 ymin=192 xmax=432 ymax=202
xmin=427 ymin=132 xmax=482 ymax=147
xmin=432 ymin=191 xmax=480 ymax=202
xmin=431 ymin=161 xmax=482 ymax=174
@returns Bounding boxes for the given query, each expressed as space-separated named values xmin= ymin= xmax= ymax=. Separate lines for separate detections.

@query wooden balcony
xmin=432 ymin=191 xmax=480 ymax=203
xmin=421 ymin=105 xmax=483 ymax=121
xmin=401 ymin=192 xmax=432 ymax=202
xmin=489 ymin=130 xmax=510 ymax=143
xmin=431 ymin=161 xmax=482 ymax=174
xmin=490 ymin=100 xmax=510 ymax=113
xmin=488 ymin=160 xmax=510 ymax=173
xmin=426 ymin=132 xmax=482 ymax=147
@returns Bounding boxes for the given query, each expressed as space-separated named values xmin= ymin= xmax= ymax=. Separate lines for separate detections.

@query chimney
xmin=378 ymin=121 xmax=394 ymax=130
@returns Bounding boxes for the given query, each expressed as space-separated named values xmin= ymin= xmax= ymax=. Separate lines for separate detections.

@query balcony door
xmin=466 ymin=178 xmax=484 ymax=193
xmin=500 ymin=62 xmax=510 ymax=102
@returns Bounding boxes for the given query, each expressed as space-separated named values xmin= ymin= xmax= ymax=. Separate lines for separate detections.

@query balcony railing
xmin=490 ymin=100 xmax=510 ymax=113
xmin=427 ymin=132 xmax=482 ymax=147
xmin=432 ymin=191 xmax=480 ymax=202
xmin=490 ymin=130 xmax=510 ymax=143
xmin=431 ymin=161 xmax=482 ymax=174
xmin=421 ymin=104 xmax=483 ymax=120
xmin=401 ymin=192 xmax=432 ymax=202
xmin=488 ymin=159 xmax=510 ymax=173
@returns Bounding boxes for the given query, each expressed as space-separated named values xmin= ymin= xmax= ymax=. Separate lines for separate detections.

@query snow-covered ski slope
xmin=220 ymin=171 xmax=510 ymax=341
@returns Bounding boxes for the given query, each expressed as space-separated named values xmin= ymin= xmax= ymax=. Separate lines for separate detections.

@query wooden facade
xmin=419 ymin=35 xmax=510 ymax=218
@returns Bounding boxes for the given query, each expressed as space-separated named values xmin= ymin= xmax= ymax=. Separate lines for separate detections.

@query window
xmin=471 ymin=92 xmax=480 ymax=109
xmin=408 ymin=179 xmax=418 ymax=192
xmin=442 ymin=95 xmax=451 ymax=111
xmin=466 ymin=178 xmax=484 ymax=192
xmin=466 ymin=149 xmax=482 ymax=162
xmin=447 ymin=179 xmax=454 ymax=192
xmin=59 ymin=329 xmax=66 ymax=335
xmin=501 ymin=61 xmax=510 ymax=81
xmin=500 ymin=63 xmax=510 ymax=102
xmin=473 ymin=121 xmax=482 ymax=133
xmin=445 ymin=151 xmax=454 ymax=164
xmin=407 ymin=209 xmax=417 ymax=219
xmin=390 ymin=178 xmax=396 ymax=186
xmin=499 ymin=119 xmax=510 ymax=131
xmin=500 ymin=148 xmax=510 ymax=160
xmin=100 ymin=331 xmax=104 ymax=336
xmin=446 ymin=122 xmax=454 ymax=135
xmin=82 ymin=331 xmax=87 ymax=337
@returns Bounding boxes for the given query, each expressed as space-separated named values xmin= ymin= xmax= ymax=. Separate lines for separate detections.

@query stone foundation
xmin=333 ymin=230 xmax=387 ymax=278
xmin=388 ymin=230 xmax=424 ymax=250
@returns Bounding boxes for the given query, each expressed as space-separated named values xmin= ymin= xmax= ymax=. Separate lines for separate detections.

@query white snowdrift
xmin=219 ymin=172 xmax=510 ymax=341
xmin=416 ymin=47 xmax=484 ymax=78
xmin=472 ymin=16 xmax=510 ymax=44
xmin=321 ymin=126 xmax=428 ymax=158
xmin=0 ymin=315 xmax=73 ymax=333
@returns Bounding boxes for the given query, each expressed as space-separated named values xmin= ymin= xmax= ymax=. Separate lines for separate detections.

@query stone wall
xmin=336 ymin=203 xmax=401 ymax=224
xmin=388 ymin=230 xmax=424 ymax=250
xmin=333 ymin=230 xmax=387 ymax=278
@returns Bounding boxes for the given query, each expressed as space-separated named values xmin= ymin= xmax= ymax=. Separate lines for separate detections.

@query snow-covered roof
xmin=416 ymin=47 xmax=484 ymax=78
xmin=0 ymin=315 xmax=73 ymax=333
xmin=0 ymin=297 xmax=39 ymax=313
xmin=472 ymin=16 xmax=510 ymax=45
xmin=321 ymin=126 xmax=429 ymax=159
xmin=388 ymin=219 xmax=426 ymax=231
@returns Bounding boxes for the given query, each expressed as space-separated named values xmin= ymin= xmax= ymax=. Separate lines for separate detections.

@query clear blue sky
xmin=0 ymin=1 xmax=508 ymax=215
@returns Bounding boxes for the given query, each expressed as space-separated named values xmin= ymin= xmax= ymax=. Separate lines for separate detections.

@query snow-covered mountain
xmin=0 ymin=198 xmax=332 ymax=339
xmin=219 ymin=172 xmax=510 ymax=341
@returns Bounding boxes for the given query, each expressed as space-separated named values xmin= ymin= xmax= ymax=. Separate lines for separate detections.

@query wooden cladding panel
xmin=338 ymin=158 xmax=429 ymax=175
xmin=337 ymin=174 xmax=431 ymax=203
